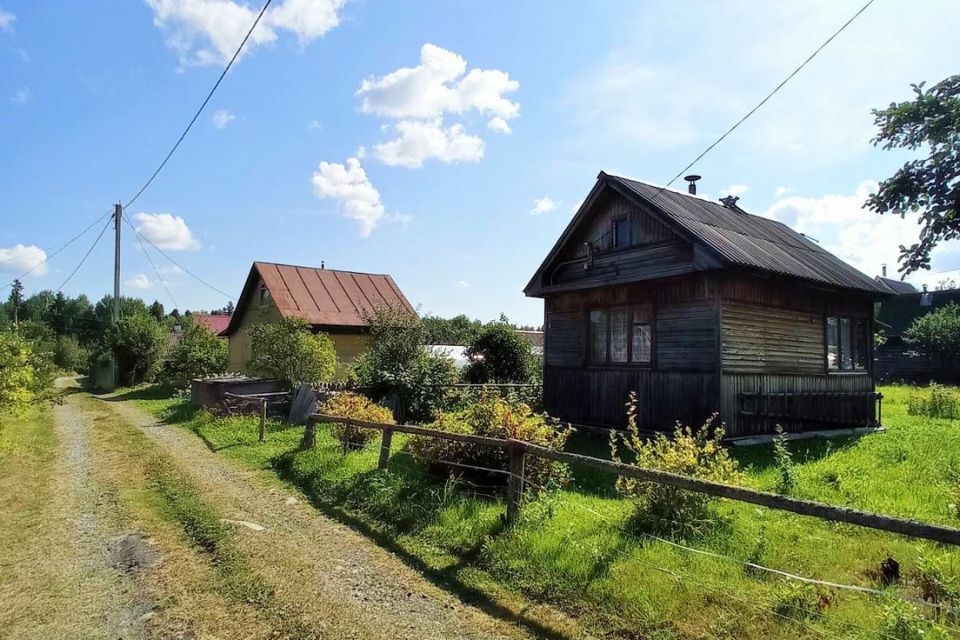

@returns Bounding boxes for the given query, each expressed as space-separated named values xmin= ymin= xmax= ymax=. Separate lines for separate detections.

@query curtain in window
xmin=590 ymin=310 xmax=607 ymax=363
xmin=839 ymin=318 xmax=852 ymax=370
xmin=632 ymin=324 xmax=652 ymax=362
xmin=610 ymin=309 xmax=629 ymax=362
xmin=826 ymin=317 xmax=839 ymax=370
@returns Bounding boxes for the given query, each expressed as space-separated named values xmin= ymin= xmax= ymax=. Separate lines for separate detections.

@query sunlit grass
xmin=141 ymin=384 xmax=960 ymax=639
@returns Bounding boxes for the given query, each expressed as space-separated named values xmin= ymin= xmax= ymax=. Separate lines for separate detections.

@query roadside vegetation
xmin=132 ymin=381 xmax=960 ymax=640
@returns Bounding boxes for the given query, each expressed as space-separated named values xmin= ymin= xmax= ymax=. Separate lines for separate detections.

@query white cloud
xmin=144 ymin=0 xmax=344 ymax=67
xmin=133 ymin=212 xmax=201 ymax=250
xmin=125 ymin=273 xmax=154 ymax=290
xmin=158 ymin=265 xmax=184 ymax=275
xmin=307 ymin=119 xmax=321 ymax=130
xmin=567 ymin=3 xmax=960 ymax=160
xmin=0 ymin=8 xmax=15 ymax=33
xmin=530 ymin=197 xmax=557 ymax=216
xmin=0 ymin=244 xmax=46 ymax=276
xmin=312 ymin=157 xmax=384 ymax=237
xmin=487 ymin=116 xmax=511 ymax=134
xmin=212 ymin=109 xmax=235 ymax=129
xmin=456 ymin=280 xmax=471 ymax=288
xmin=762 ymin=180 xmax=960 ymax=282
xmin=356 ymin=43 xmax=518 ymax=168
xmin=774 ymin=186 xmax=794 ymax=199
xmin=721 ymin=184 xmax=749 ymax=197
xmin=374 ymin=119 xmax=484 ymax=168
xmin=354 ymin=144 xmax=367 ymax=159
xmin=10 ymin=87 xmax=31 ymax=106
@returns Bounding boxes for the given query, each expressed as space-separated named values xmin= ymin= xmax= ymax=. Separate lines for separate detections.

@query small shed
xmin=221 ymin=261 xmax=415 ymax=373
xmin=525 ymin=172 xmax=890 ymax=437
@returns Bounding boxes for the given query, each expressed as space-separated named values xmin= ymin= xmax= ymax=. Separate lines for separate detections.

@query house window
xmin=589 ymin=305 xmax=653 ymax=365
xmin=826 ymin=316 xmax=867 ymax=371
xmin=612 ymin=217 xmax=630 ymax=249
xmin=259 ymin=282 xmax=271 ymax=307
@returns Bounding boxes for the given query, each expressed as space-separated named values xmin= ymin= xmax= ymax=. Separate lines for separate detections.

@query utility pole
xmin=113 ymin=203 xmax=122 ymax=322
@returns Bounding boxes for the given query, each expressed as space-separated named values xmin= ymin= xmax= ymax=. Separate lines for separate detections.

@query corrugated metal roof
xmin=190 ymin=313 xmax=231 ymax=336
xmin=875 ymin=276 xmax=918 ymax=295
xmin=609 ymin=175 xmax=889 ymax=295
xmin=223 ymin=262 xmax=414 ymax=335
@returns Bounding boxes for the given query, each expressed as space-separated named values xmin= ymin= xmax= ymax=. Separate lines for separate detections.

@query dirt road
xmin=1 ymin=379 xmax=534 ymax=639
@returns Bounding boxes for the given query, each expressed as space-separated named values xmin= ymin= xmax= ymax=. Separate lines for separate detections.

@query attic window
xmin=259 ymin=282 xmax=271 ymax=307
xmin=612 ymin=217 xmax=629 ymax=249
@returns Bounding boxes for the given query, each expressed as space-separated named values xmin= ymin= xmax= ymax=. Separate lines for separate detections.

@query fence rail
xmin=307 ymin=412 xmax=960 ymax=546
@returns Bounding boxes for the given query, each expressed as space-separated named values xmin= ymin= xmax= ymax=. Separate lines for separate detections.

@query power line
xmin=130 ymin=226 xmax=178 ymax=309
xmin=122 ymin=0 xmax=274 ymax=211
xmin=123 ymin=217 xmax=234 ymax=301
xmin=1 ymin=210 xmax=113 ymax=289
xmin=650 ymin=0 xmax=876 ymax=202
xmin=54 ymin=216 xmax=113 ymax=293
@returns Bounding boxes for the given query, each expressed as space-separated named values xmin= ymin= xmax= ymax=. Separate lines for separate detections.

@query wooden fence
xmin=307 ymin=412 xmax=960 ymax=546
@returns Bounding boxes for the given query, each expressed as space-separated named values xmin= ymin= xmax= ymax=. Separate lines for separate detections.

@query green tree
xmin=162 ymin=319 xmax=228 ymax=386
xmin=904 ymin=302 xmax=960 ymax=366
xmin=463 ymin=323 xmax=538 ymax=384
xmin=149 ymin=300 xmax=165 ymax=323
xmin=7 ymin=279 xmax=23 ymax=325
xmin=53 ymin=335 xmax=89 ymax=373
xmin=353 ymin=306 xmax=457 ymax=422
xmin=866 ymin=75 xmax=960 ymax=274
xmin=421 ymin=314 xmax=483 ymax=345
xmin=0 ymin=328 xmax=36 ymax=413
xmin=249 ymin=316 xmax=337 ymax=387
xmin=110 ymin=313 xmax=167 ymax=386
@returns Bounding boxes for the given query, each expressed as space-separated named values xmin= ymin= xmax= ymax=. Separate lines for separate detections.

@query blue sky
xmin=2 ymin=0 xmax=959 ymax=326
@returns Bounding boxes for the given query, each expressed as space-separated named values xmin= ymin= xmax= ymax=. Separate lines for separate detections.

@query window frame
xmin=588 ymin=304 xmax=654 ymax=367
xmin=611 ymin=217 xmax=630 ymax=250
xmin=825 ymin=314 xmax=869 ymax=374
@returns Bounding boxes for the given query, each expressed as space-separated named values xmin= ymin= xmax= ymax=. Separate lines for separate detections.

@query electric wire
xmin=1 ymin=210 xmax=113 ymax=289
xmin=130 ymin=223 xmax=178 ymax=309
xmin=54 ymin=216 xmax=113 ymax=293
xmin=648 ymin=0 xmax=876 ymax=202
xmin=123 ymin=217 xmax=234 ymax=301
xmin=121 ymin=0 xmax=274 ymax=211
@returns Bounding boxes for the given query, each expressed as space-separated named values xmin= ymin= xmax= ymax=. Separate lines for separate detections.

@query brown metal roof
xmin=223 ymin=262 xmax=414 ymax=335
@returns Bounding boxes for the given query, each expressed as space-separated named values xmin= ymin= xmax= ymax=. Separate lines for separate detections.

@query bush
xmin=352 ymin=306 xmax=458 ymax=422
xmin=408 ymin=392 xmax=570 ymax=489
xmin=162 ymin=319 xmax=229 ymax=386
xmin=53 ymin=335 xmax=89 ymax=373
xmin=611 ymin=392 xmax=742 ymax=539
xmin=908 ymin=383 xmax=960 ymax=419
xmin=249 ymin=316 xmax=337 ymax=388
xmin=318 ymin=392 xmax=394 ymax=449
xmin=463 ymin=322 xmax=538 ymax=384
xmin=0 ymin=329 xmax=36 ymax=414
xmin=111 ymin=313 xmax=168 ymax=386
xmin=772 ymin=426 xmax=797 ymax=495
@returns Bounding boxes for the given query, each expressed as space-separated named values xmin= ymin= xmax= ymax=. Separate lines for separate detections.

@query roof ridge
xmin=253 ymin=260 xmax=394 ymax=277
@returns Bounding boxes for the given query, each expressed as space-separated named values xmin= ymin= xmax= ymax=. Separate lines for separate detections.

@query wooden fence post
xmin=301 ymin=419 xmax=316 ymax=450
xmin=379 ymin=427 xmax=393 ymax=469
xmin=506 ymin=440 xmax=526 ymax=524
xmin=258 ymin=399 xmax=267 ymax=443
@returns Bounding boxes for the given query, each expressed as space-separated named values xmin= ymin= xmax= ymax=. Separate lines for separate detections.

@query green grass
xmin=137 ymin=385 xmax=960 ymax=639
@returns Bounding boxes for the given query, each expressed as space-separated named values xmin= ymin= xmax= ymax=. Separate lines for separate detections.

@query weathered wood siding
xmin=721 ymin=302 xmax=823 ymax=374
xmin=567 ymin=191 xmax=676 ymax=256
xmin=543 ymin=274 xmax=721 ymax=429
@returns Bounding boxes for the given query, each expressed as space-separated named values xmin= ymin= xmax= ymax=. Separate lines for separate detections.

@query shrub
xmin=318 ymin=392 xmax=394 ymax=449
xmin=0 ymin=329 xmax=36 ymax=414
xmin=408 ymin=392 xmax=570 ymax=489
xmin=908 ymin=383 xmax=960 ymax=419
xmin=879 ymin=600 xmax=947 ymax=640
xmin=53 ymin=335 xmax=89 ymax=373
xmin=162 ymin=319 xmax=229 ymax=386
xmin=610 ymin=392 xmax=742 ymax=539
xmin=772 ymin=426 xmax=797 ymax=495
xmin=904 ymin=302 xmax=960 ymax=365
xmin=110 ymin=312 xmax=168 ymax=386
xmin=249 ymin=316 xmax=337 ymax=388
xmin=352 ymin=306 xmax=458 ymax=422
xmin=463 ymin=322 xmax=538 ymax=384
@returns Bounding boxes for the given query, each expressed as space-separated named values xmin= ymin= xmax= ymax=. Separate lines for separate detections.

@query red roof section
xmin=191 ymin=313 xmax=232 ymax=335
xmin=225 ymin=262 xmax=414 ymax=333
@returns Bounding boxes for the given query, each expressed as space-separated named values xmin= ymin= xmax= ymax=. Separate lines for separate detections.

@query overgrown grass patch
xmin=142 ymin=387 xmax=960 ymax=639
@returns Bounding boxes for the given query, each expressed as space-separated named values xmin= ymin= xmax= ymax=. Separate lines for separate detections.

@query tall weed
xmin=908 ymin=383 xmax=960 ymax=420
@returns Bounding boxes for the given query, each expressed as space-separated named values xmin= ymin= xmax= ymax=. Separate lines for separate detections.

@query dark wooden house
xmin=875 ymin=285 xmax=960 ymax=382
xmin=524 ymin=173 xmax=890 ymax=437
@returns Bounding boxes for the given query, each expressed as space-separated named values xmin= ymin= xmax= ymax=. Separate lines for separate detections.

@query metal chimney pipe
xmin=684 ymin=175 xmax=701 ymax=195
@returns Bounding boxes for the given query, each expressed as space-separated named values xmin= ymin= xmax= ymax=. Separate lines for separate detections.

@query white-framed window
xmin=589 ymin=305 xmax=652 ymax=365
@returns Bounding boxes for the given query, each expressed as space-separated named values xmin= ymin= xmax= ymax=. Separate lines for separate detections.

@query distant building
xmin=191 ymin=313 xmax=232 ymax=336
xmin=875 ymin=284 xmax=960 ymax=382
xmin=221 ymin=261 xmax=415 ymax=373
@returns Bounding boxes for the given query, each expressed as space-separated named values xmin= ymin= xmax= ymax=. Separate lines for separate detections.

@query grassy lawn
xmin=133 ymin=384 xmax=960 ymax=639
